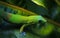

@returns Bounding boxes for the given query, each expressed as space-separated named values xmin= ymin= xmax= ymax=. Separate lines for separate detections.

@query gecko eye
xmin=38 ymin=20 xmax=46 ymax=26
xmin=39 ymin=20 xmax=42 ymax=23
xmin=35 ymin=20 xmax=46 ymax=29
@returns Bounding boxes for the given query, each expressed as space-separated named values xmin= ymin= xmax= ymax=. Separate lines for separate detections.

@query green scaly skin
xmin=0 ymin=10 xmax=47 ymax=24
xmin=0 ymin=9 xmax=55 ymax=36
xmin=0 ymin=10 xmax=47 ymax=33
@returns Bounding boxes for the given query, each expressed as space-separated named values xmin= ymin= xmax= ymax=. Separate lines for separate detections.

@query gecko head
xmin=36 ymin=20 xmax=47 ymax=28
xmin=32 ymin=15 xmax=47 ymax=28
xmin=28 ymin=15 xmax=47 ymax=29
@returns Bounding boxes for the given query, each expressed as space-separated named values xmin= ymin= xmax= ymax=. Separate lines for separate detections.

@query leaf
xmin=55 ymin=0 xmax=60 ymax=6
xmin=31 ymin=23 xmax=55 ymax=36
xmin=31 ymin=0 xmax=46 ymax=8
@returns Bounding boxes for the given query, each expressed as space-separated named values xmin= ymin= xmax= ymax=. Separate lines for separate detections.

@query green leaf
xmin=31 ymin=0 xmax=46 ymax=8
xmin=31 ymin=23 xmax=55 ymax=36
xmin=55 ymin=0 xmax=60 ymax=6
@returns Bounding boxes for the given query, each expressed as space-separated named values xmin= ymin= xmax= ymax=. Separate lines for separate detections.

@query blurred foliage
xmin=0 ymin=0 xmax=60 ymax=38
xmin=3 ymin=0 xmax=60 ymax=23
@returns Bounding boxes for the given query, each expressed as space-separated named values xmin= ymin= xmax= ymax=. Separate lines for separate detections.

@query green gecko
xmin=0 ymin=10 xmax=47 ymax=33
xmin=0 ymin=1 xmax=47 ymax=33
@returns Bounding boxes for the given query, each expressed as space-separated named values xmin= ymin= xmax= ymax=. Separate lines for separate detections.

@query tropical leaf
xmin=0 ymin=1 xmax=37 ymax=16
xmin=55 ymin=0 xmax=60 ymax=6
xmin=31 ymin=0 xmax=47 ymax=8
xmin=31 ymin=23 xmax=55 ymax=36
